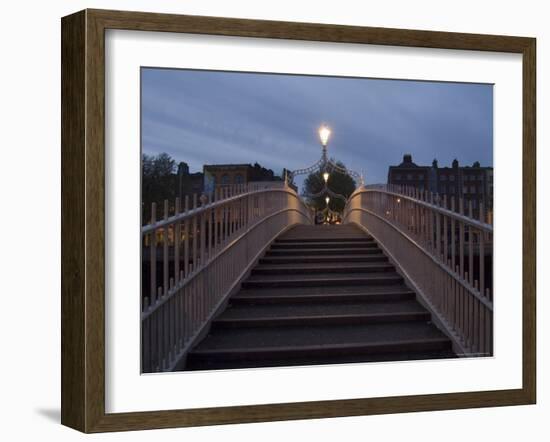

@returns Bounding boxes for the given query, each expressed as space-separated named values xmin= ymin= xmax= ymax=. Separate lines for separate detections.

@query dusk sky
xmin=141 ymin=68 xmax=493 ymax=188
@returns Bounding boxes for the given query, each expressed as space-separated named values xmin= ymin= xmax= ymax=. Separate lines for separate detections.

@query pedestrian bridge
xmin=141 ymin=182 xmax=493 ymax=372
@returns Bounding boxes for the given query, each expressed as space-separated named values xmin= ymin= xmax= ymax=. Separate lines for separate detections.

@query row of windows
xmin=439 ymin=185 xmax=482 ymax=194
xmin=219 ymin=173 xmax=244 ymax=185
xmin=394 ymin=174 xmax=424 ymax=180
xmin=440 ymin=175 xmax=486 ymax=182
xmin=463 ymin=175 xmax=485 ymax=182
xmin=393 ymin=173 xmax=490 ymax=183
xmin=392 ymin=183 xmax=489 ymax=198
xmin=439 ymin=175 xmax=455 ymax=181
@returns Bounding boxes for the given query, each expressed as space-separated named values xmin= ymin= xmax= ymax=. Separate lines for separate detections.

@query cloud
xmin=141 ymin=68 xmax=493 ymax=186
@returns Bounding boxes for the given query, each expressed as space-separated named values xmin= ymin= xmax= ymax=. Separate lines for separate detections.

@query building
xmin=388 ymin=154 xmax=493 ymax=215
xmin=387 ymin=154 xmax=433 ymax=192
xmin=203 ymin=162 xmax=283 ymax=193
xmin=177 ymin=161 xmax=204 ymax=198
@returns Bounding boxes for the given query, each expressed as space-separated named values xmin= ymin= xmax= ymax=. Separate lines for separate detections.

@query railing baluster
xmin=192 ymin=194 xmax=198 ymax=271
xmin=479 ymin=201 xmax=486 ymax=297
xmin=174 ymin=197 xmax=180 ymax=285
xmin=157 ymin=286 xmax=163 ymax=370
xmin=163 ymin=200 xmax=169 ymax=295
xmin=468 ymin=200 xmax=474 ymax=287
xmin=184 ymin=196 xmax=189 ymax=278
xmin=150 ymin=202 xmax=157 ymax=304
xmin=200 ymin=195 xmax=206 ymax=267
xmin=451 ymin=197 xmax=456 ymax=273
xmin=486 ymin=288 xmax=492 ymax=354
xmin=214 ymin=190 xmax=219 ymax=253
xmin=443 ymin=196 xmax=448 ymax=263
xmin=436 ymin=202 xmax=441 ymax=258
xmin=143 ymin=297 xmax=150 ymax=372
xmin=459 ymin=198 xmax=465 ymax=280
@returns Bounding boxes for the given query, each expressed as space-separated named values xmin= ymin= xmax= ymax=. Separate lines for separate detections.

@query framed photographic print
xmin=61 ymin=9 xmax=536 ymax=433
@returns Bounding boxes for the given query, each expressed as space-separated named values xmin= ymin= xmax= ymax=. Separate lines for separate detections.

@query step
xmin=188 ymin=322 xmax=452 ymax=362
xmin=276 ymin=237 xmax=372 ymax=243
xmin=242 ymin=272 xmax=403 ymax=288
xmin=185 ymin=348 xmax=456 ymax=370
xmin=222 ymin=299 xmax=427 ymax=318
xmin=270 ymin=241 xmax=377 ymax=249
xmin=214 ymin=311 xmax=431 ymax=328
xmin=266 ymin=247 xmax=381 ymax=256
xmin=214 ymin=301 xmax=430 ymax=328
xmin=282 ymin=226 xmax=362 ymax=234
xmin=280 ymin=235 xmax=371 ymax=241
xmin=252 ymin=262 xmax=395 ymax=275
xmin=259 ymin=255 xmax=388 ymax=265
xmin=232 ymin=286 xmax=416 ymax=304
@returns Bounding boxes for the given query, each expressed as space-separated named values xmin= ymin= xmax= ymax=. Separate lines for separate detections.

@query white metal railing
xmin=141 ymin=183 xmax=314 ymax=372
xmin=343 ymin=184 xmax=493 ymax=357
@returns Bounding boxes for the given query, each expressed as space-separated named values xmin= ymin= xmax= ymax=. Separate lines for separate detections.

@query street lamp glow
xmin=325 ymin=196 xmax=330 ymax=205
xmin=319 ymin=124 xmax=331 ymax=147
xmin=323 ymin=172 xmax=330 ymax=183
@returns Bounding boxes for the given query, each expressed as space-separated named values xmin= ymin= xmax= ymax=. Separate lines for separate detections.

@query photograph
xmin=54 ymin=5 xmax=538 ymax=435
xmin=140 ymin=67 xmax=494 ymax=374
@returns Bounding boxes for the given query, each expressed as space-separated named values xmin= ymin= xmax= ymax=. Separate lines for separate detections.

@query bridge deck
xmin=186 ymin=223 xmax=455 ymax=371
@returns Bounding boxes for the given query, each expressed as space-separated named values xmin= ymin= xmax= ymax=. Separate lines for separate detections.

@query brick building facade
xmin=388 ymin=154 xmax=493 ymax=214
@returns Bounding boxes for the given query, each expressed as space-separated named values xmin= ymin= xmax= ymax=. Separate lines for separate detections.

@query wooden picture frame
xmin=61 ymin=8 xmax=536 ymax=433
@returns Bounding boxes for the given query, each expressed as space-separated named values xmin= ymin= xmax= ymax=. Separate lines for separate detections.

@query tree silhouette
xmin=302 ymin=161 xmax=356 ymax=213
xmin=142 ymin=153 xmax=178 ymax=223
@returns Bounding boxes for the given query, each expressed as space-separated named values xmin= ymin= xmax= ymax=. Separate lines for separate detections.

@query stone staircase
xmin=185 ymin=224 xmax=455 ymax=371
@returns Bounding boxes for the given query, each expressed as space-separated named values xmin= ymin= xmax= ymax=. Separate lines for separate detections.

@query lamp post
xmin=288 ymin=124 xmax=364 ymax=189
xmin=324 ymin=196 xmax=331 ymax=224
xmin=319 ymin=124 xmax=331 ymax=163
xmin=287 ymin=124 xmax=364 ymax=221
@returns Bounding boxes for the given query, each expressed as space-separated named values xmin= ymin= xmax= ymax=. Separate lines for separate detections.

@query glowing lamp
xmin=319 ymin=124 xmax=331 ymax=147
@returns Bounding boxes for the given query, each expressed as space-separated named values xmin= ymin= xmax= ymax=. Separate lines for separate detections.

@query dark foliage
xmin=302 ymin=161 xmax=356 ymax=213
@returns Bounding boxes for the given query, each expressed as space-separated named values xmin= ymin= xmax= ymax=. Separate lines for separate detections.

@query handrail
xmin=141 ymin=184 xmax=313 ymax=372
xmin=142 ymin=207 xmax=311 ymax=320
xmin=343 ymin=184 xmax=493 ymax=356
xmin=350 ymin=186 xmax=493 ymax=233
xmin=142 ymin=186 xmax=303 ymax=234
xmin=345 ymin=206 xmax=493 ymax=311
